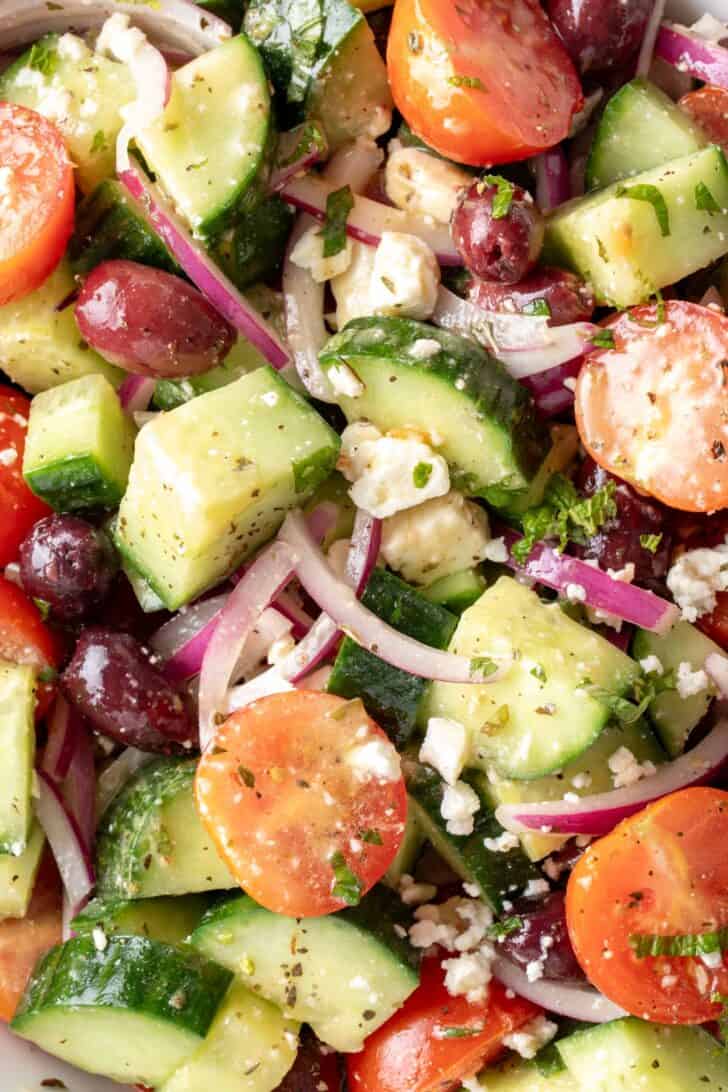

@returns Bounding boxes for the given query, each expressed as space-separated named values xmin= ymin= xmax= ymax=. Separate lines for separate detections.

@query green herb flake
xmin=513 ymin=474 xmax=616 ymax=565
xmin=640 ymin=533 xmax=663 ymax=554
xmin=28 ymin=40 xmax=58 ymax=78
xmin=237 ymin=765 xmax=256 ymax=789
xmin=436 ymin=1025 xmax=485 ymax=1039
xmin=279 ymin=121 xmax=327 ymax=168
xmin=447 ymin=75 xmax=485 ymax=91
xmin=413 ymin=461 xmax=433 ymax=489
xmin=591 ymin=329 xmax=616 ymax=350
xmin=360 ymin=828 xmax=383 ymax=845
xmin=37 ymin=666 xmax=58 ymax=684
xmin=321 ymin=185 xmax=354 ymax=259
xmin=471 ymin=656 xmax=499 ymax=680
xmin=530 ymin=664 xmax=547 ymax=683
xmin=696 ymin=181 xmax=721 ymax=215
xmin=522 ymin=298 xmax=551 ymax=317
xmin=331 ymin=851 xmax=362 ymax=906
xmin=90 ymin=130 xmax=108 ymax=154
xmin=33 ymin=598 xmax=51 ymax=621
xmin=629 ymin=927 xmax=728 ymax=959
xmin=481 ymin=174 xmax=515 ymax=219
xmin=487 ymin=916 xmax=523 ymax=940
xmin=616 ymin=183 xmax=671 ymax=237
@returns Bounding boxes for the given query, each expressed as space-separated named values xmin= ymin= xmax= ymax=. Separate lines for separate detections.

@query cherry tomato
xmin=698 ymin=592 xmax=728 ymax=651
xmin=0 ymin=853 xmax=62 ymax=1022
xmin=0 ymin=575 xmax=61 ymax=718
xmin=347 ymin=957 xmax=540 ymax=1092
xmin=195 ymin=691 xmax=407 ymax=917
xmin=679 ymin=86 xmax=728 ymax=149
xmin=387 ymin=0 xmax=582 ymax=167
xmin=566 ymin=788 xmax=728 ymax=1024
xmin=0 ymin=388 xmax=51 ymax=568
xmin=0 ymin=103 xmax=74 ymax=306
xmin=575 ymin=300 xmax=728 ymax=512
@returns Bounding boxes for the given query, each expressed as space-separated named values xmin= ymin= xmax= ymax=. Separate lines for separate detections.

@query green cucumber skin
xmin=25 ymin=455 xmax=125 ymax=512
xmin=13 ymin=936 xmax=232 ymax=1039
xmin=320 ymin=317 xmax=549 ymax=507
xmin=214 ymin=195 xmax=294 ymax=291
xmin=70 ymin=180 xmax=178 ymax=277
xmin=327 ymin=568 xmax=457 ymax=746
xmin=72 ymin=895 xmax=211 ymax=946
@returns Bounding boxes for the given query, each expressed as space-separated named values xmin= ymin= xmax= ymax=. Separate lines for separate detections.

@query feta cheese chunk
xmin=440 ymin=780 xmax=480 ymax=836
xmin=608 ymin=746 xmax=657 ymax=789
xmin=502 ymin=1015 xmax=558 ymax=1060
xmin=370 ymin=232 xmax=440 ymax=320
xmin=331 ymin=241 xmax=377 ymax=329
xmin=345 ymin=738 xmax=401 ymax=783
xmin=328 ymin=362 xmax=364 ymax=398
xmin=441 ymin=950 xmax=493 ymax=1003
xmin=289 ymin=223 xmax=353 ymax=283
xmin=381 ymin=490 xmax=490 ymax=584
xmin=420 ymin=716 xmax=469 ymax=786
xmin=667 ymin=541 xmax=728 ymax=622
xmin=676 ymin=661 xmax=709 ymax=699
xmin=385 ymin=143 xmax=471 ymax=225
xmin=338 ymin=422 xmax=450 ymax=519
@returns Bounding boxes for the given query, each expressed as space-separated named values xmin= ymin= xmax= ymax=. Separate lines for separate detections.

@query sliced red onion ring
xmin=151 ymin=593 xmax=228 ymax=683
xmin=42 ymin=696 xmax=79 ymax=784
xmin=281 ymin=175 xmax=461 ymax=266
xmin=273 ymin=590 xmax=314 ymax=638
xmin=96 ymin=747 xmax=153 ymax=822
xmin=268 ymin=124 xmax=328 ymax=195
xmin=706 ymin=653 xmax=728 ymax=697
xmin=0 ymin=0 xmax=231 ymax=55
xmin=36 ymin=771 xmax=95 ymax=920
xmin=278 ymin=510 xmax=509 ymax=684
xmin=520 ymin=357 xmax=582 ymax=418
xmin=500 ymin=529 xmax=679 ymax=634
xmin=197 ymin=541 xmax=297 ymax=749
xmin=534 ymin=146 xmax=571 ymax=213
xmin=118 ymin=374 xmax=156 ymax=412
xmin=636 ymin=0 xmax=667 ymax=77
xmin=432 ymin=287 xmax=596 ymax=377
xmin=492 ymin=956 xmax=626 ymax=1022
xmin=655 ymin=21 xmax=728 ymax=87
xmin=119 ymin=163 xmax=291 ymax=370
xmin=496 ymin=716 xmax=728 ymax=837
xmin=63 ymin=723 xmax=96 ymax=853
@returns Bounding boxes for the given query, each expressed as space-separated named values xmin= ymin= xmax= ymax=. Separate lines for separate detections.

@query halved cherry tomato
xmin=679 ymin=86 xmax=728 ymax=148
xmin=0 ymin=103 xmax=74 ymax=306
xmin=387 ymin=0 xmax=583 ymax=166
xmin=699 ymin=592 xmax=728 ymax=650
xmin=195 ymin=691 xmax=407 ymax=917
xmin=575 ymin=300 xmax=728 ymax=512
xmin=347 ymin=957 xmax=540 ymax=1092
xmin=0 ymin=575 xmax=61 ymax=718
xmin=0 ymin=387 xmax=51 ymax=568
xmin=0 ymin=853 xmax=62 ymax=1022
xmin=566 ymin=787 xmax=728 ymax=1024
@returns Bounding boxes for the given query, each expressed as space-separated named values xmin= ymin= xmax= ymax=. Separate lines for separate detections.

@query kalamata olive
xmin=275 ymin=1030 xmax=341 ymax=1092
xmin=451 ymin=179 xmax=544 ymax=284
xmin=468 ymin=267 xmax=595 ymax=325
xmin=61 ymin=628 xmax=195 ymax=754
xmin=75 ymin=260 xmax=235 ymax=378
xmin=573 ymin=459 xmax=673 ymax=589
xmin=501 ymin=891 xmax=584 ymax=982
xmin=19 ymin=515 xmax=117 ymax=622
xmin=546 ymin=0 xmax=652 ymax=74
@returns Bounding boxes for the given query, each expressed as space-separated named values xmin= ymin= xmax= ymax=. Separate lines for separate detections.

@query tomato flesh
xmin=566 ymin=787 xmax=728 ymax=1024
xmin=679 ymin=86 xmax=728 ymax=149
xmin=387 ymin=0 xmax=582 ymax=166
xmin=0 ymin=388 xmax=51 ymax=568
xmin=0 ymin=103 xmax=74 ymax=306
xmin=0 ymin=854 xmax=62 ymax=1022
xmin=347 ymin=957 xmax=540 ymax=1092
xmin=195 ymin=691 xmax=407 ymax=917
xmin=0 ymin=575 xmax=60 ymax=718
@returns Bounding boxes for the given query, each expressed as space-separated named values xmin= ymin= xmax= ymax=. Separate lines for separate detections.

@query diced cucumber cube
xmin=0 ymin=662 xmax=36 ymax=857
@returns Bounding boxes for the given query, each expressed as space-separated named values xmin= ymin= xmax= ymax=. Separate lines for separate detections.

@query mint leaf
xmin=522 ymin=298 xmax=551 ymax=317
xmin=28 ymin=39 xmax=58 ymax=77
xmin=359 ymin=828 xmax=383 ymax=845
xmin=413 ymin=461 xmax=433 ymax=489
xmin=696 ymin=181 xmax=721 ymax=214
xmin=512 ymin=474 xmax=616 ymax=564
xmin=591 ymin=329 xmax=615 ymax=350
xmin=91 ymin=130 xmax=108 ymax=154
xmin=321 ymin=185 xmax=353 ymax=258
xmin=640 ymin=533 xmax=662 ymax=554
xmin=616 ymin=183 xmax=670 ymax=237
xmin=331 ymin=851 xmax=362 ymax=906
xmin=487 ymin=916 xmax=523 ymax=940
xmin=481 ymin=174 xmax=514 ymax=220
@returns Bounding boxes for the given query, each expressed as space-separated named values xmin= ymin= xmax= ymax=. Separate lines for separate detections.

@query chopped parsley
xmin=359 ymin=828 xmax=383 ymax=845
xmin=413 ymin=461 xmax=433 ymax=489
xmin=640 ymin=533 xmax=663 ymax=554
xmin=487 ymin=916 xmax=523 ymax=940
xmin=279 ymin=121 xmax=326 ymax=167
xmin=28 ymin=39 xmax=59 ymax=78
xmin=591 ymin=329 xmax=616 ymax=350
xmin=331 ymin=851 xmax=362 ymax=906
xmin=436 ymin=1025 xmax=485 ymax=1039
xmin=321 ymin=185 xmax=354 ymax=258
xmin=695 ymin=181 xmax=721 ymax=215
xmin=237 ymin=765 xmax=256 ymax=788
xmin=629 ymin=927 xmax=728 ymax=958
xmin=615 ymin=183 xmax=671 ymax=237
xmin=90 ymin=130 xmax=108 ymax=154
xmin=583 ymin=668 xmax=676 ymax=726
xmin=481 ymin=174 xmax=515 ymax=220
xmin=522 ymin=298 xmax=551 ymax=317
xmin=530 ymin=664 xmax=548 ymax=683
xmin=447 ymin=75 xmax=485 ymax=91
xmin=470 ymin=656 xmax=499 ymax=679
xmin=512 ymin=474 xmax=617 ymax=565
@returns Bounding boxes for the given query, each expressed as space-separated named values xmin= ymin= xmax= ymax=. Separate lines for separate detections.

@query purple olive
xmin=61 ymin=627 xmax=195 ymax=754
xmin=468 ymin=267 xmax=595 ymax=326
xmin=501 ymin=891 xmax=584 ymax=982
xmin=19 ymin=515 xmax=117 ymax=622
xmin=452 ymin=179 xmax=544 ymax=285
xmin=275 ymin=1030 xmax=341 ymax=1091
xmin=546 ymin=0 xmax=653 ymax=74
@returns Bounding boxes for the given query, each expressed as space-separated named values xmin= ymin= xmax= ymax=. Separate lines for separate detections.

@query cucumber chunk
xmin=116 ymin=367 xmax=339 ymax=610
xmin=544 ymin=146 xmax=728 ymax=308
xmin=382 ymin=806 xmax=426 ymax=888
xmin=95 ymin=758 xmax=237 ymax=900
xmin=0 ymin=822 xmax=45 ymax=918
xmin=406 ymin=762 xmax=539 ymax=912
xmin=191 ymin=888 xmax=419 ymax=1051
xmin=425 ymin=576 xmax=640 ymax=780
xmin=11 ymin=936 xmax=232 ymax=1086
xmin=587 ymin=79 xmax=706 ymax=191
xmin=327 ymin=568 xmax=457 ymax=745
xmin=214 ymin=196 xmax=294 ymax=291
xmin=161 ymin=981 xmax=299 ymax=1092
xmin=0 ymin=261 xmax=122 ymax=394
xmin=136 ymin=35 xmax=272 ymax=238
xmin=482 ymin=719 xmax=665 ymax=861
xmin=556 ymin=1017 xmax=728 ymax=1091
xmin=23 ymin=375 xmax=136 ymax=512
xmin=632 ymin=621 xmax=721 ymax=757
xmin=320 ymin=318 xmax=549 ymax=509
xmin=477 ymin=1058 xmax=578 ymax=1090
xmin=70 ymin=179 xmax=179 ymax=277
xmin=72 ymin=894 xmax=210 ymax=946
xmin=0 ymin=663 xmax=36 ymax=857
xmin=0 ymin=33 xmax=135 ymax=194
xmin=422 ymin=568 xmax=488 ymax=614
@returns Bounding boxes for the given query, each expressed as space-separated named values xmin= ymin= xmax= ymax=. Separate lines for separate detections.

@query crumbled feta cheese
xmin=701 ymin=950 xmax=724 ymax=969
xmin=482 ymin=536 xmax=508 ymax=563
xmin=565 ymin=583 xmax=587 ymax=603
xmin=689 ymin=13 xmax=728 ymax=43
xmin=571 ymin=772 xmax=592 ymax=790
xmin=328 ymin=363 xmax=364 ymax=399
xmin=345 ymin=739 xmax=401 ymax=783
xmin=667 ymin=540 xmax=728 ymax=622
xmin=440 ymin=781 xmax=480 ymax=836
xmin=483 ymin=830 xmax=520 ymax=853
xmin=289 ymin=223 xmax=353 ymax=283
xmin=381 ymin=490 xmax=490 ymax=584
xmin=58 ymin=33 xmax=89 ymax=62
xmin=0 ymin=448 xmax=17 ymax=467
xmin=91 ymin=927 xmax=108 ymax=953
xmin=331 ymin=241 xmax=377 ymax=329
xmin=676 ymin=661 xmax=709 ymax=699
xmin=419 ymin=716 xmax=469 ymax=786
xmin=523 ymin=878 xmax=550 ymax=898
xmin=441 ymin=950 xmax=493 ymax=1003
xmin=409 ymin=895 xmax=493 ymax=955
xmin=267 ymin=634 xmax=296 ymax=667
xmin=369 ymin=232 xmax=440 ymax=320
xmin=398 ymin=873 xmax=438 ymax=906
xmin=639 ymin=654 xmax=663 ymax=676
xmin=526 ymin=959 xmax=545 ymax=982
xmin=502 ymin=1015 xmax=558 ymax=1060
xmin=409 ymin=338 xmax=442 ymax=360
xmin=97 ymin=13 xmax=147 ymax=64
xmin=338 ymin=423 xmax=450 ymax=519
xmin=608 ymin=746 xmax=657 ymax=789
xmin=385 ymin=143 xmax=471 ymax=225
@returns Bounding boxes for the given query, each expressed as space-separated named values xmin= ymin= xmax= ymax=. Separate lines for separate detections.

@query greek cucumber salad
xmin=2 ymin=0 xmax=728 ymax=1090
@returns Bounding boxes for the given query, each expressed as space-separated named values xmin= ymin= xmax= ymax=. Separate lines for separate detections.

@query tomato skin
xmin=387 ymin=0 xmax=582 ymax=166
xmin=0 ymin=853 xmax=62 ymax=1022
xmin=347 ymin=958 xmax=539 ymax=1092
xmin=0 ymin=575 xmax=61 ymax=718
xmin=679 ymin=87 xmax=728 ymax=149
xmin=195 ymin=691 xmax=408 ymax=918
xmin=699 ymin=592 xmax=728 ymax=650
xmin=0 ymin=388 xmax=52 ymax=568
xmin=566 ymin=788 xmax=728 ymax=1025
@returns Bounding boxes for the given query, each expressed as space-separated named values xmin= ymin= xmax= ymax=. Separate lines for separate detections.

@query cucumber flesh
xmin=422 ymin=568 xmax=487 ymax=614
xmin=587 ymin=79 xmax=706 ymax=191
xmin=0 ymin=662 xmax=36 ymax=856
xmin=0 ymin=822 xmax=45 ymax=918
xmin=476 ymin=1058 xmax=579 ymax=1090
xmin=382 ymin=805 xmax=426 ymax=888
xmin=72 ymin=894 xmax=210 ymax=945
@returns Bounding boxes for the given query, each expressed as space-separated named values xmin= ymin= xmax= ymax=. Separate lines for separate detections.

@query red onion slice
xmin=492 ymin=956 xmax=626 ymax=1023
xmin=636 ymin=0 xmax=667 ymax=77
xmin=496 ymin=716 xmax=728 ymax=837
xmin=283 ymin=217 xmax=331 ymax=400
xmin=281 ymin=174 xmax=461 ymax=266
xmin=119 ymin=374 xmax=156 ymax=412
xmin=272 ymin=590 xmax=314 ymax=639
xmin=501 ymin=529 xmax=679 ymax=634
xmin=63 ymin=723 xmax=96 ymax=853
xmin=96 ymin=747 xmax=153 ymax=822
xmin=119 ymin=163 xmax=291 ymax=369
xmin=278 ymin=510 xmax=509 ymax=684
xmin=42 ymin=696 xmax=79 ymax=784
xmin=520 ymin=357 xmax=582 ymax=418
xmin=655 ymin=21 xmax=728 ymax=87
xmin=534 ymin=146 xmax=571 ymax=212
xmin=36 ymin=771 xmax=95 ymax=919
xmin=151 ymin=593 xmax=229 ymax=683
